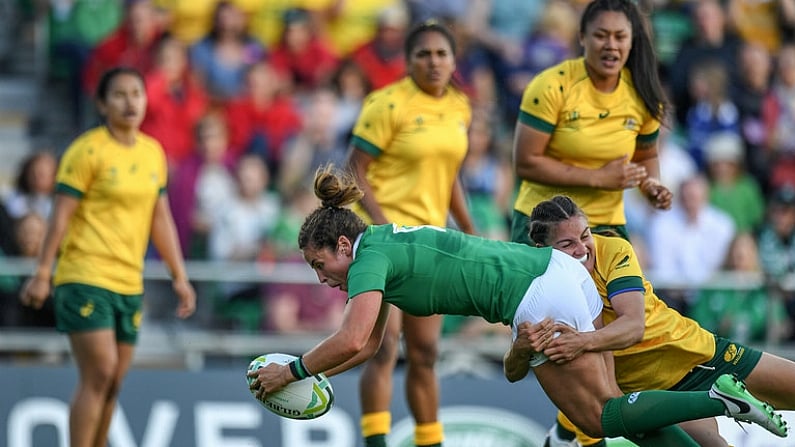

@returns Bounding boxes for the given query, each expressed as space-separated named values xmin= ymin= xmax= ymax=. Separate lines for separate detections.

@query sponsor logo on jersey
xmin=599 ymin=110 xmax=610 ymax=119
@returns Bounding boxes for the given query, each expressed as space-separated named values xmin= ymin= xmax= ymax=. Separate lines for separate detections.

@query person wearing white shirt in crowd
xmin=646 ymin=174 xmax=735 ymax=312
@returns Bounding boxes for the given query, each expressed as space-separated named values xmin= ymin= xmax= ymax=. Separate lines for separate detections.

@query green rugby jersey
xmin=348 ymin=224 xmax=554 ymax=325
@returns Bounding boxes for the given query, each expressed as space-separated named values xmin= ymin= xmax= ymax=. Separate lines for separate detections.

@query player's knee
xmin=81 ymin=365 xmax=117 ymax=394
xmin=404 ymin=339 xmax=438 ymax=368
xmin=372 ymin=332 xmax=401 ymax=364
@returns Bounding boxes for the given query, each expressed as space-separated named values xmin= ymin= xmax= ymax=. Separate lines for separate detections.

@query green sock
xmin=365 ymin=434 xmax=387 ymax=447
xmin=601 ymin=390 xmax=724 ymax=438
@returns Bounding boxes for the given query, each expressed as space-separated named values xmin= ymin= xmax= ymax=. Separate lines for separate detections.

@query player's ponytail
xmin=299 ymin=164 xmax=368 ymax=251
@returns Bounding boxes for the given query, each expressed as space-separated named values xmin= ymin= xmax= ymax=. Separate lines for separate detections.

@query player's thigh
xmin=68 ymin=329 xmax=121 ymax=380
xmin=402 ymin=313 xmax=442 ymax=358
xmin=678 ymin=419 xmax=728 ymax=447
xmin=533 ymin=351 xmax=617 ymax=437
xmin=745 ymin=352 xmax=795 ymax=409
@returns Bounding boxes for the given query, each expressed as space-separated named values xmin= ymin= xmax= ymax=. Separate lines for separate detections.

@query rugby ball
xmin=246 ymin=353 xmax=334 ymax=420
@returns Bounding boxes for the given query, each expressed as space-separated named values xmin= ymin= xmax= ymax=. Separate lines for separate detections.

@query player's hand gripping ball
xmin=246 ymin=353 xmax=334 ymax=420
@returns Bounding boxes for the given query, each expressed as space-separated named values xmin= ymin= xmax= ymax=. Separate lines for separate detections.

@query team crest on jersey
xmin=565 ymin=110 xmax=580 ymax=122
xmin=80 ymin=300 xmax=95 ymax=318
xmin=623 ymin=118 xmax=640 ymax=131
xmin=722 ymin=343 xmax=744 ymax=364
xmin=615 ymin=255 xmax=631 ymax=269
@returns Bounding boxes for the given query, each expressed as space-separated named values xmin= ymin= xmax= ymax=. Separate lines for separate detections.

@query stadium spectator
xmin=262 ymin=184 xmax=347 ymax=334
xmin=48 ymin=0 xmax=123 ymax=130
xmin=168 ymin=112 xmax=236 ymax=258
xmin=82 ymin=0 xmax=163 ymax=102
xmin=3 ymin=150 xmax=57 ymax=220
xmin=277 ymin=88 xmax=352 ymax=198
xmin=328 ymin=59 xmax=370 ymax=138
xmin=141 ymin=35 xmax=209 ymax=167
xmin=762 ymin=43 xmax=795 ymax=191
xmin=314 ymin=0 xmax=403 ymax=58
xmin=268 ymin=8 xmax=340 ymax=97
xmin=151 ymin=0 xmax=215 ymax=46
xmin=683 ymin=59 xmax=741 ymax=171
xmin=444 ymin=15 xmax=497 ymax=110
xmin=248 ymin=164 xmax=789 ymax=447
xmin=460 ymin=107 xmax=512 ymax=241
xmin=19 ymin=67 xmax=196 ymax=447
xmin=208 ymin=154 xmax=280 ymax=297
xmin=349 ymin=3 xmax=408 ymax=90
xmin=757 ymin=184 xmax=795 ymax=337
xmin=668 ymin=0 xmax=742 ymax=127
xmin=624 ymin=113 xmax=698 ymax=251
xmin=188 ymin=1 xmax=264 ymax=102
xmin=703 ymin=132 xmax=765 ymax=234
xmin=223 ymin=61 xmax=303 ymax=177
xmin=731 ymin=41 xmax=774 ymax=194
xmin=690 ymin=232 xmax=790 ymax=343
xmin=488 ymin=0 xmax=578 ymax=126
xmin=345 ymin=20 xmax=475 ymax=447
xmin=726 ymin=0 xmax=792 ymax=54
xmin=646 ymin=174 xmax=736 ymax=312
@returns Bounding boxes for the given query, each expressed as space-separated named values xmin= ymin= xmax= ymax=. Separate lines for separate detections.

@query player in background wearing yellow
xmin=345 ymin=20 xmax=475 ymax=447
xmin=248 ymin=164 xmax=788 ymax=447
xmin=510 ymin=1 xmax=671 ymax=444
xmin=19 ymin=66 xmax=196 ymax=447
xmin=511 ymin=0 xmax=671 ymax=247
xmin=524 ymin=195 xmax=795 ymax=446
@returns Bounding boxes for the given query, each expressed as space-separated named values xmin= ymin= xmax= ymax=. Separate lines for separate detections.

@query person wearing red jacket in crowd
xmin=268 ymin=8 xmax=339 ymax=96
xmin=82 ymin=0 xmax=163 ymax=98
xmin=141 ymin=35 xmax=209 ymax=167
xmin=349 ymin=4 xmax=409 ymax=90
xmin=223 ymin=61 xmax=303 ymax=177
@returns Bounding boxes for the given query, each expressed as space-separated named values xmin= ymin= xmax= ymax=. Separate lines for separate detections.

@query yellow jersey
xmin=592 ymin=234 xmax=715 ymax=391
xmin=350 ymin=76 xmax=471 ymax=226
xmin=513 ymin=58 xmax=660 ymax=225
xmin=54 ymin=127 xmax=168 ymax=295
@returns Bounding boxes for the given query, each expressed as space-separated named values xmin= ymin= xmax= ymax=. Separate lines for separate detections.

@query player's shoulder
xmin=593 ymin=233 xmax=635 ymax=260
xmin=535 ymin=58 xmax=587 ymax=84
xmin=135 ymin=131 xmax=165 ymax=152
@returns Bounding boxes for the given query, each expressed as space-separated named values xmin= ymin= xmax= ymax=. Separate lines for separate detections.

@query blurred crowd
xmin=4 ymin=0 xmax=795 ymax=343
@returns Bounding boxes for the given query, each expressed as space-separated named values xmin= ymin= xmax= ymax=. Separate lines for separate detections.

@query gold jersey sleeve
xmin=592 ymin=235 xmax=715 ymax=391
xmin=54 ymin=127 xmax=168 ymax=294
xmin=350 ymin=77 xmax=471 ymax=226
xmin=513 ymin=58 xmax=660 ymax=225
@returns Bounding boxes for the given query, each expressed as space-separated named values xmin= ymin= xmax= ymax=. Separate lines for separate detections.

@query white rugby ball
xmin=246 ymin=353 xmax=334 ymax=420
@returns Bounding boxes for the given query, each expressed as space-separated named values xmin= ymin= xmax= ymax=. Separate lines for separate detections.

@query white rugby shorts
xmin=511 ymin=249 xmax=603 ymax=367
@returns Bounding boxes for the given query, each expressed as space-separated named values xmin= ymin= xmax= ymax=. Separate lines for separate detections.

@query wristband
xmin=289 ymin=356 xmax=312 ymax=380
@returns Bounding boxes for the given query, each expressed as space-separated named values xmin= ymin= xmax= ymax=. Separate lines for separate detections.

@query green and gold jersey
xmin=54 ymin=127 xmax=168 ymax=295
xmin=592 ymin=234 xmax=715 ymax=391
xmin=513 ymin=58 xmax=660 ymax=225
xmin=347 ymin=224 xmax=553 ymax=324
xmin=350 ymin=76 xmax=471 ymax=226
